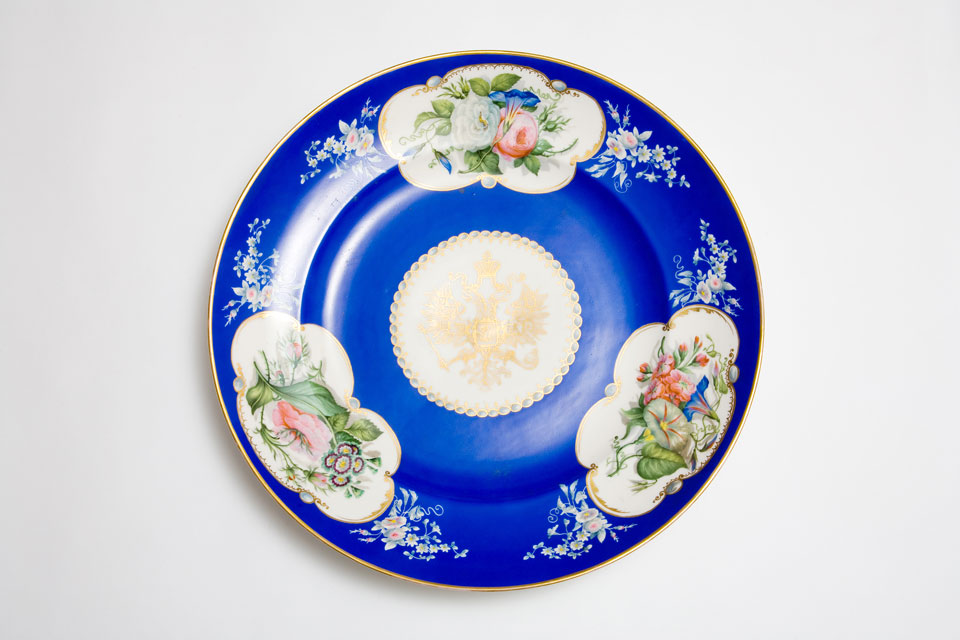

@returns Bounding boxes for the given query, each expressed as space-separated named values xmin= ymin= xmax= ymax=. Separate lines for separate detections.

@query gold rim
xmin=207 ymin=49 xmax=765 ymax=591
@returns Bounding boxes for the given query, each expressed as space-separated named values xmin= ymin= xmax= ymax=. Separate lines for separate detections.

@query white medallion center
xmin=390 ymin=231 xmax=581 ymax=417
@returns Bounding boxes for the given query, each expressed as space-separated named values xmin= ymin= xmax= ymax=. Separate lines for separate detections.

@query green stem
xmin=462 ymin=146 xmax=496 ymax=173
xmin=610 ymin=453 xmax=643 ymax=477
xmin=258 ymin=407 xmax=295 ymax=468
xmin=615 ymin=435 xmax=645 ymax=453
xmin=542 ymin=137 xmax=578 ymax=157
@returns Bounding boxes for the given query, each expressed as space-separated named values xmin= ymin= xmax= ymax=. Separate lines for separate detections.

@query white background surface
xmin=1 ymin=1 xmax=957 ymax=637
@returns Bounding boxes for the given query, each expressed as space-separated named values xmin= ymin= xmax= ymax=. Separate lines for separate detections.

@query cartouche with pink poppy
xmin=608 ymin=333 xmax=732 ymax=494
xmin=242 ymin=328 xmax=385 ymax=500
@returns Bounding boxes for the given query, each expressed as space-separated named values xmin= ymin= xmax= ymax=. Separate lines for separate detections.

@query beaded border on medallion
xmin=389 ymin=230 xmax=582 ymax=417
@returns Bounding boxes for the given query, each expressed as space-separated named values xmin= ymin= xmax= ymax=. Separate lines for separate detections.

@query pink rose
xmin=494 ymin=109 xmax=539 ymax=159
xmin=271 ymin=400 xmax=332 ymax=456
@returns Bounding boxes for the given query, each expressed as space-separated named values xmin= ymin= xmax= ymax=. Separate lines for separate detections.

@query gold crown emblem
xmin=474 ymin=251 xmax=501 ymax=279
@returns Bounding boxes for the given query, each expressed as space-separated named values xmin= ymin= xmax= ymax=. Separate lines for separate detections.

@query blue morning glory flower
xmin=681 ymin=376 xmax=717 ymax=421
xmin=489 ymin=90 xmax=541 ymax=125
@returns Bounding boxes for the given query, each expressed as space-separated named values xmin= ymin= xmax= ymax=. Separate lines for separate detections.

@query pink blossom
xmin=583 ymin=519 xmax=605 ymax=534
xmin=643 ymin=354 xmax=695 ymax=405
xmin=605 ymin=134 xmax=627 ymax=160
xmin=260 ymin=285 xmax=273 ymax=307
xmin=695 ymin=352 xmax=710 ymax=367
xmin=707 ymin=272 xmax=724 ymax=292
xmin=385 ymin=528 xmax=407 ymax=541
xmin=656 ymin=354 xmax=675 ymax=375
xmin=271 ymin=400 xmax=332 ymax=456
xmin=637 ymin=361 xmax=651 ymax=381
xmin=287 ymin=341 xmax=302 ymax=359
xmin=355 ymin=132 xmax=375 ymax=157
xmin=344 ymin=129 xmax=360 ymax=150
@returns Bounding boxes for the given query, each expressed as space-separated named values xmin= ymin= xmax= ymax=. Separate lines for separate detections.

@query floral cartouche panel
xmin=231 ymin=312 xmax=401 ymax=523
xmin=378 ymin=64 xmax=605 ymax=193
xmin=576 ymin=306 xmax=739 ymax=517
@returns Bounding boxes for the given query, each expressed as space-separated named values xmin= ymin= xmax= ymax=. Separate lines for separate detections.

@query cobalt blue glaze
xmin=210 ymin=52 xmax=761 ymax=588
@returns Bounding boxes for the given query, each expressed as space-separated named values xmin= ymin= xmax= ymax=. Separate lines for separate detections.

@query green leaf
xmin=414 ymin=111 xmax=439 ymax=130
xmin=619 ymin=406 xmax=646 ymax=440
xmin=435 ymin=119 xmax=452 ymax=136
xmin=245 ymin=375 xmax=274 ymax=413
xmin=522 ymin=155 xmax=540 ymax=175
xmin=467 ymin=77 xmax=490 ymax=96
xmin=274 ymin=380 xmax=346 ymax=418
xmin=460 ymin=147 xmax=502 ymax=175
xmin=532 ymin=139 xmax=553 ymax=156
xmin=335 ymin=431 xmax=360 ymax=445
xmin=462 ymin=149 xmax=481 ymax=173
xmin=431 ymin=99 xmax=454 ymax=118
xmin=715 ymin=374 xmax=729 ymax=395
xmin=481 ymin=150 xmax=502 ymax=175
xmin=636 ymin=443 xmax=686 ymax=480
xmin=490 ymin=73 xmax=521 ymax=92
xmin=513 ymin=158 xmax=524 ymax=168
xmin=328 ymin=411 xmax=349 ymax=431
xmin=345 ymin=418 xmax=383 ymax=442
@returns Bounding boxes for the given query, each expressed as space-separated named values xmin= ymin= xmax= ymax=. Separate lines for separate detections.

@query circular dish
xmin=209 ymin=51 xmax=762 ymax=590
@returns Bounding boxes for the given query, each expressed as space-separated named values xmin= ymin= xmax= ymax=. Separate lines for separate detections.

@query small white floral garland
xmin=585 ymin=101 xmax=690 ymax=192
xmin=222 ymin=218 xmax=300 ymax=325
xmin=350 ymin=487 xmax=468 ymax=561
xmin=524 ymin=481 xmax=635 ymax=560
xmin=300 ymin=98 xmax=385 ymax=183
xmin=669 ymin=218 xmax=741 ymax=316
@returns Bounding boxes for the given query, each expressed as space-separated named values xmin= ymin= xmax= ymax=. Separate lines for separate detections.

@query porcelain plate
xmin=208 ymin=51 xmax=762 ymax=589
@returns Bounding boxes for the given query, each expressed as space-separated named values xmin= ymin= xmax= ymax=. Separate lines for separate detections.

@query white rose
xmin=449 ymin=92 xmax=501 ymax=151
